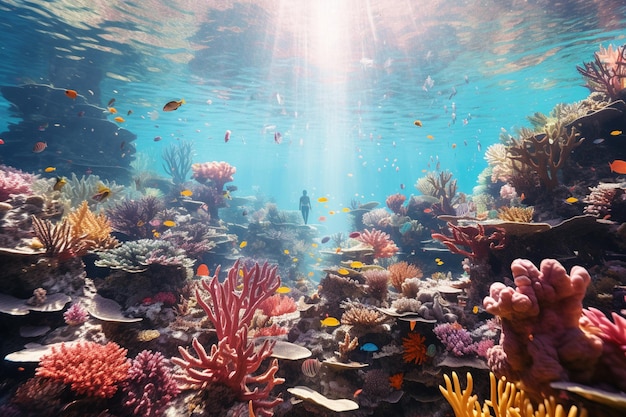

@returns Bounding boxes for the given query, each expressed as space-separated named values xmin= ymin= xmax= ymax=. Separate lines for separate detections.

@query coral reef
xmin=386 ymin=193 xmax=407 ymax=215
xmin=95 ymin=239 xmax=194 ymax=272
xmin=106 ymin=196 xmax=164 ymax=239
xmin=0 ymin=164 xmax=36 ymax=202
xmin=31 ymin=216 xmax=89 ymax=261
xmin=576 ymin=43 xmax=626 ymax=100
xmin=402 ymin=332 xmax=428 ymax=364
xmin=356 ymin=228 xmax=399 ymax=259
xmin=162 ymin=140 xmax=193 ymax=184
xmin=497 ymin=206 xmax=534 ymax=223
xmin=191 ymin=160 xmax=236 ymax=191
xmin=388 ymin=261 xmax=423 ymax=291
xmin=67 ymin=200 xmax=119 ymax=249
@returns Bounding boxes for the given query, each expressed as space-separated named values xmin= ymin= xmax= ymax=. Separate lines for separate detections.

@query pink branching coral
xmin=356 ymin=228 xmax=399 ymax=259
xmin=0 ymin=164 xmax=36 ymax=202
xmin=121 ymin=350 xmax=179 ymax=417
xmin=63 ymin=303 xmax=89 ymax=326
xmin=483 ymin=258 xmax=604 ymax=401
xmin=431 ymin=222 xmax=505 ymax=262
xmin=36 ymin=341 xmax=130 ymax=398
xmin=172 ymin=261 xmax=284 ymax=416
xmin=433 ymin=322 xmax=476 ymax=357
xmin=191 ymin=161 xmax=236 ymax=190
xmin=259 ymin=294 xmax=297 ymax=317
xmin=576 ymin=44 xmax=626 ymax=99
xmin=385 ymin=193 xmax=407 ymax=215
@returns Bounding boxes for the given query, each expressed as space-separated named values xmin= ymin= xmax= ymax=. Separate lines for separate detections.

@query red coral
xmin=431 ymin=222 xmax=505 ymax=262
xmin=172 ymin=261 xmax=284 ymax=416
xmin=402 ymin=332 xmax=428 ymax=365
xmin=36 ymin=341 xmax=130 ymax=398
xmin=385 ymin=193 xmax=407 ymax=215
xmin=191 ymin=161 xmax=236 ymax=190
xmin=252 ymin=323 xmax=289 ymax=338
xmin=356 ymin=228 xmax=399 ymax=259
xmin=259 ymin=294 xmax=297 ymax=317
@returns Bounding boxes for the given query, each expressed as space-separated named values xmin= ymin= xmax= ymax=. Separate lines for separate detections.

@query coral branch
xmin=431 ymin=222 xmax=506 ymax=262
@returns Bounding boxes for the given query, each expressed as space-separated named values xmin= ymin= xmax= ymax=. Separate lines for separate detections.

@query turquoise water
xmin=2 ymin=0 xmax=625 ymax=232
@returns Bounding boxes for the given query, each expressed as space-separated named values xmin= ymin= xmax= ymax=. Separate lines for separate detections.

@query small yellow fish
xmin=276 ymin=286 xmax=291 ymax=294
xmin=163 ymin=220 xmax=176 ymax=227
xmin=108 ymin=107 xmax=117 ymax=114
xmin=113 ymin=116 xmax=125 ymax=123
xmin=223 ymin=190 xmax=232 ymax=200
xmin=283 ymin=249 xmax=290 ymax=255
xmin=240 ymin=241 xmax=248 ymax=248
xmin=341 ymin=207 xmax=350 ymax=213
xmin=292 ymin=257 xmax=298 ymax=262
xmin=153 ymin=230 xmax=160 ymax=238
xmin=337 ymin=268 xmax=349 ymax=275
xmin=238 ymin=269 xmax=244 ymax=278
xmin=308 ymin=271 xmax=315 ymax=277
xmin=180 ymin=189 xmax=193 ymax=197
xmin=565 ymin=197 xmax=578 ymax=204
xmin=610 ymin=130 xmax=623 ymax=136
xmin=311 ymin=243 xmax=318 ymax=248
xmin=427 ymin=135 xmax=434 ymax=140
xmin=317 ymin=197 xmax=328 ymax=203
xmin=349 ymin=261 xmax=364 ymax=269
xmin=53 ymin=176 xmax=67 ymax=191
xmin=92 ymin=184 xmax=111 ymax=202
xmin=472 ymin=305 xmax=479 ymax=314
xmin=329 ymin=210 xmax=335 ymax=215
xmin=320 ymin=317 xmax=340 ymax=327
xmin=44 ymin=166 xmax=56 ymax=173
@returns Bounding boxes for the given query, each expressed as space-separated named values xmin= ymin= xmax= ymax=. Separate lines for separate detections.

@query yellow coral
xmin=439 ymin=371 xmax=588 ymax=417
xmin=497 ymin=206 xmax=534 ymax=223
xmin=66 ymin=201 xmax=119 ymax=250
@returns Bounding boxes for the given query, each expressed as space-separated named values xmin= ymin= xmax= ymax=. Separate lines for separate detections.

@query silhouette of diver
xmin=299 ymin=190 xmax=311 ymax=224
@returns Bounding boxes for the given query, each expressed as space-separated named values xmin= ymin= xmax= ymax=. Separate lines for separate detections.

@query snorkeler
xmin=299 ymin=190 xmax=311 ymax=224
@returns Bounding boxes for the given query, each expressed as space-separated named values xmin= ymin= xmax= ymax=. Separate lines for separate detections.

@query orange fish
xmin=114 ymin=116 xmax=125 ymax=123
xmin=609 ymin=160 xmax=626 ymax=174
xmin=163 ymin=99 xmax=185 ymax=112
xmin=32 ymin=141 xmax=47 ymax=153
xmin=196 ymin=264 xmax=209 ymax=276
xmin=65 ymin=89 xmax=77 ymax=99
xmin=353 ymin=389 xmax=363 ymax=398
xmin=108 ymin=107 xmax=117 ymax=114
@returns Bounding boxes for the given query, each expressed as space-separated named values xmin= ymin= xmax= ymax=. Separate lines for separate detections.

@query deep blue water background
xmin=1 ymin=0 xmax=625 ymax=232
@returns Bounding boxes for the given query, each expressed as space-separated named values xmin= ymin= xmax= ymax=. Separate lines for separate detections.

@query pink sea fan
xmin=259 ymin=294 xmax=297 ymax=317
xmin=63 ymin=304 xmax=89 ymax=326
xmin=356 ymin=228 xmax=399 ymax=259
xmin=121 ymin=350 xmax=179 ymax=417
xmin=0 ymin=164 xmax=36 ymax=202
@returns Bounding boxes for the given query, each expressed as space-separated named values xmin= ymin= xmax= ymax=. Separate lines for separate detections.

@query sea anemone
xmin=402 ymin=332 xmax=428 ymax=365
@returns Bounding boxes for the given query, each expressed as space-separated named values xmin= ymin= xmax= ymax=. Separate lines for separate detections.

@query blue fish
xmin=360 ymin=343 xmax=379 ymax=352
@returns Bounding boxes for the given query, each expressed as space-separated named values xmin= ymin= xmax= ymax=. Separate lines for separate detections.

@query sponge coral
xmin=36 ymin=341 xmax=130 ymax=398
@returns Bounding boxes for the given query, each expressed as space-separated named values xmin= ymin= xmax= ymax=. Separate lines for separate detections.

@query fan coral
xmin=431 ymin=222 xmax=506 ymax=262
xmin=385 ymin=193 xmax=407 ymax=215
xmin=121 ymin=350 xmax=179 ymax=417
xmin=402 ymin=332 xmax=428 ymax=364
xmin=191 ymin=161 xmax=236 ymax=190
xmin=63 ymin=303 xmax=88 ymax=326
xmin=36 ymin=341 xmax=130 ymax=398
xmin=95 ymin=239 xmax=194 ymax=272
xmin=388 ymin=261 xmax=423 ymax=291
xmin=433 ymin=322 xmax=475 ymax=357
xmin=356 ymin=228 xmax=399 ymax=259
xmin=31 ymin=216 xmax=89 ymax=261
xmin=363 ymin=269 xmax=390 ymax=302
xmin=67 ymin=200 xmax=119 ymax=249
xmin=0 ymin=164 xmax=36 ymax=201
xmin=106 ymin=196 xmax=164 ymax=239
xmin=162 ymin=140 xmax=193 ymax=185
xmin=497 ymin=206 xmax=534 ymax=223
xmin=259 ymin=294 xmax=297 ymax=317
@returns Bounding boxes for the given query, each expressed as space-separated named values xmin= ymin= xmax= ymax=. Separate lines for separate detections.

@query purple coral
xmin=121 ymin=350 xmax=179 ymax=417
xmin=0 ymin=164 xmax=36 ymax=202
xmin=106 ymin=196 xmax=163 ymax=239
xmin=63 ymin=303 xmax=88 ymax=326
xmin=433 ymin=322 xmax=475 ymax=357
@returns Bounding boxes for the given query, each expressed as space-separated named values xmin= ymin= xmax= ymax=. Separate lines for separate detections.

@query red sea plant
xmin=172 ymin=261 xmax=284 ymax=416
xmin=431 ymin=222 xmax=505 ymax=263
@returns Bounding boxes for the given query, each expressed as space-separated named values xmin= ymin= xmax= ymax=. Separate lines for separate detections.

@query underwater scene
xmin=2 ymin=0 xmax=626 ymax=416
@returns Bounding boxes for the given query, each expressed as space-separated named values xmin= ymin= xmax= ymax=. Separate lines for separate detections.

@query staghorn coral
xmin=67 ymin=200 xmax=119 ymax=249
xmin=31 ymin=216 xmax=90 ymax=261
xmin=483 ymin=259 xmax=605 ymax=401
xmin=95 ymin=239 xmax=194 ymax=272
xmin=121 ymin=350 xmax=179 ymax=417
xmin=337 ymin=332 xmax=359 ymax=362
xmin=0 ymin=164 xmax=36 ymax=202
xmin=162 ymin=140 xmax=193 ymax=184
xmin=497 ymin=206 xmax=534 ymax=222
xmin=356 ymin=228 xmax=399 ymax=259
xmin=388 ymin=261 xmax=423 ymax=291
xmin=432 ymin=222 xmax=506 ymax=262
xmin=191 ymin=160 xmax=236 ymax=191
xmin=508 ymin=122 xmax=584 ymax=190
xmin=36 ymin=341 xmax=130 ymax=399
xmin=417 ymin=170 xmax=458 ymax=214
xmin=440 ymin=371 xmax=588 ymax=417
xmin=402 ymin=332 xmax=428 ymax=365
xmin=172 ymin=261 xmax=284 ymax=416
xmin=576 ymin=43 xmax=626 ymax=100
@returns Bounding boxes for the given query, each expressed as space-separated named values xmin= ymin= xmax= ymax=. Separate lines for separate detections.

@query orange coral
xmin=36 ymin=341 xmax=130 ymax=398
xmin=402 ymin=332 xmax=428 ymax=365
xmin=388 ymin=261 xmax=423 ymax=291
xmin=356 ymin=228 xmax=399 ymax=259
xmin=389 ymin=373 xmax=404 ymax=390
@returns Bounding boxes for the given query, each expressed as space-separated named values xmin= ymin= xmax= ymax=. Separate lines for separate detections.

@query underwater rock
xmin=0 ymin=292 xmax=71 ymax=315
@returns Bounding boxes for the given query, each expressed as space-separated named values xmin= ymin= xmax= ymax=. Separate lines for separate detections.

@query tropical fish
xmin=360 ymin=343 xmax=379 ymax=352
xmin=609 ymin=160 xmax=626 ymax=174
xmin=349 ymin=232 xmax=361 ymax=239
xmin=414 ymin=120 xmax=422 ymax=127
xmin=114 ymin=116 xmax=125 ymax=123
xmin=0 ymin=139 xmax=4 ymax=145
xmin=301 ymin=358 xmax=321 ymax=378
xmin=44 ymin=166 xmax=56 ymax=173
xmin=223 ymin=191 xmax=232 ymax=200
xmin=472 ymin=305 xmax=479 ymax=314
xmin=435 ymin=258 xmax=444 ymax=265
xmin=283 ymin=249 xmax=290 ymax=255
xmin=321 ymin=236 xmax=330 ymax=244
xmin=320 ymin=316 xmax=340 ymax=327
xmin=163 ymin=99 xmax=185 ymax=112
xmin=350 ymin=261 xmax=363 ymax=269
xmin=137 ymin=220 xmax=145 ymax=227
xmin=423 ymin=208 xmax=433 ymax=214
xmin=427 ymin=134 xmax=434 ymax=140
xmin=275 ymin=286 xmax=291 ymax=294
xmin=410 ymin=320 xmax=417 ymax=331
xmin=593 ymin=138 xmax=605 ymax=144
xmin=153 ymin=136 xmax=162 ymax=142
xmin=335 ymin=247 xmax=342 ymax=254
xmin=610 ymin=130 xmax=622 ymax=136
xmin=317 ymin=197 xmax=328 ymax=203
xmin=65 ymin=89 xmax=77 ymax=99
xmin=239 ymin=241 xmax=248 ymax=248
xmin=107 ymin=98 xmax=116 ymax=107
xmin=400 ymin=222 xmax=412 ymax=235
xmin=180 ymin=189 xmax=193 ymax=197
xmin=292 ymin=257 xmax=298 ymax=263
xmin=451 ymin=143 xmax=457 ymax=149
xmin=318 ymin=216 xmax=326 ymax=222
xmin=163 ymin=220 xmax=176 ymax=227
xmin=108 ymin=107 xmax=117 ymax=114
xmin=400 ymin=183 xmax=405 ymax=189
xmin=53 ymin=176 xmax=67 ymax=191
xmin=92 ymin=184 xmax=111 ymax=202
xmin=337 ymin=268 xmax=349 ymax=275
xmin=311 ymin=243 xmax=318 ymax=248
xmin=565 ymin=197 xmax=578 ymax=204
xmin=127 ymin=109 xmax=133 ymax=115
xmin=32 ymin=141 xmax=47 ymax=153
xmin=224 ymin=130 xmax=231 ymax=143
xmin=274 ymin=131 xmax=282 ymax=144
xmin=195 ymin=264 xmax=209 ymax=276
xmin=328 ymin=210 xmax=335 ymax=215
xmin=341 ymin=207 xmax=350 ymax=213
xmin=426 ymin=344 xmax=437 ymax=357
